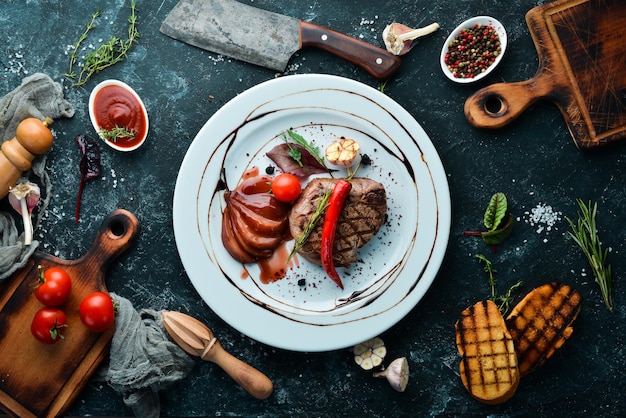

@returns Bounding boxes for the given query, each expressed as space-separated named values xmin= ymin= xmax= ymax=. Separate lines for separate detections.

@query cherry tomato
xmin=34 ymin=265 xmax=72 ymax=307
xmin=271 ymin=173 xmax=301 ymax=202
xmin=31 ymin=307 xmax=68 ymax=344
xmin=79 ymin=291 xmax=115 ymax=332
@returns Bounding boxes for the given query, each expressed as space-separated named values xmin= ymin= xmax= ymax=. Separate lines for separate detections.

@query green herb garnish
xmin=379 ymin=80 xmax=389 ymax=93
xmin=287 ymin=188 xmax=332 ymax=262
xmin=66 ymin=0 xmax=139 ymax=86
xmin=65 ymin=9 xmax=100 ymax=81
xmin=281 ymin=130 xmax=325 ymax=167
xmin=464 ymin=192 xmax=514 ymax=248
xmin=98 ymin=125 xmax=135 ymax=142
xmin=566 ymin=199 xmax=613 ymax=312
xmin=484 ymin=192 xmax=508 ymax=231
xmin=475 ymin=254 xmax=523 ymax=316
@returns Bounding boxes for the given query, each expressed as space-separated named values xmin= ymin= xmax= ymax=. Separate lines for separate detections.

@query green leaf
xmin=282 ymin=130 xmax=325 ymax=166
xmin=287 ymin=146 xmax=303 ymax=167
xmin=483 ymin=192 xmax=508 ymax=231
xmin=481 ymin=215 xmax=514 ymax=245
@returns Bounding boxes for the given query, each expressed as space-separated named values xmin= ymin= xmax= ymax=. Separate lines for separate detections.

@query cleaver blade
xmin=160 ymin=0 xmax=401 ymax=79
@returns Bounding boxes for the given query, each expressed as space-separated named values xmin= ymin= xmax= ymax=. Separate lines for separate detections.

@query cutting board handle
xmin=464 ymin=76 xmax=554 ymax=129
xmin=76 ymin=209 xmax=140 ymax=271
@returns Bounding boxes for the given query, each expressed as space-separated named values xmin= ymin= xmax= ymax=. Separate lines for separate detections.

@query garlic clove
xmin=382 ymin=22 xmax=440 ymax=55
xmin=373 ymin=357 xmax=410 ymax=392
xmin=8 ymin=180 xmax=41 ymax=246
xmin=353 ymin=337 xmax=387 ymax=370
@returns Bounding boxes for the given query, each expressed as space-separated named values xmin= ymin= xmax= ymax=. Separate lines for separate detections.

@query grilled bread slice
xmin=455 ymin=300 xmax=520 ymax=404
xmin=505 ymin=282 xmax=582 ymax=377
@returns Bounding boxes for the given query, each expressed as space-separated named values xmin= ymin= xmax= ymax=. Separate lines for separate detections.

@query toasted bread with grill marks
xmin=505 ymin=282 xmax=582 ymax=377
xmin=455 ymin=300 xmax=520 ymax=404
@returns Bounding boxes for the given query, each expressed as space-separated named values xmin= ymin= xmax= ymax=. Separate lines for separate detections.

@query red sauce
xmin=242 ymin=167 xmax=260 ymax=178
xmin=259 ymin=241 xmax=299 ymax=283
xmin=222 ymin=167 xmax=299 ymax=283
xmin=93 ymin=84 xmax=147 ymax=149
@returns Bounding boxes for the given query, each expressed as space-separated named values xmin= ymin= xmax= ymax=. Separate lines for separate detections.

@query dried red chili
xmin=320 ymin=179 xmax=352 ymax=289
xmin=75 ymin=134 xmax=102 ymax=224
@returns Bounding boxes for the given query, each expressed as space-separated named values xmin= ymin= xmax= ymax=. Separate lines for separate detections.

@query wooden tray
xmin=464 ymin=0 xmax=626 ymax=149
xmin=0 ymin=209 xmax=139 ymax=418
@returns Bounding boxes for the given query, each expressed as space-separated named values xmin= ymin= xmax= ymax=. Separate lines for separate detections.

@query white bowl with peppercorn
xmin=440 ymin=16 xmax=507 ymax=83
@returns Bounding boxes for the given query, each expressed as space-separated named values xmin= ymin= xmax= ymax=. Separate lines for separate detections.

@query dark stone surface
xmin=1 ymin=0 xmax=625 ymax=416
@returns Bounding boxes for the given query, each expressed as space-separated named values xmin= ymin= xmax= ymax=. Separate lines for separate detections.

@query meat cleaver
xmin=160 ymin=0 xmax=401 ymax=79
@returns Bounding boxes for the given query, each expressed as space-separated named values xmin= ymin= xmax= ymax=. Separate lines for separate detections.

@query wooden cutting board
xmin=0 ymin=209 xmax=139 ymax=418
xmin=464 ymin=0 xmax=626 ymax=150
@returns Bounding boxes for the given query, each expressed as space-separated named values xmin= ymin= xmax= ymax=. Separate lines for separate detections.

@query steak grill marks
xmin=289 ymin=178 xmax=387 ymax=267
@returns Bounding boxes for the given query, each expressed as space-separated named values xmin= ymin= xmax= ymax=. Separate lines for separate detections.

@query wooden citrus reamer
xmin=161 ymin=311 xmax=274 ymax=400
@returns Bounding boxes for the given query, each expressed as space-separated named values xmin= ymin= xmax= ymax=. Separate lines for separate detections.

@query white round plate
xmin=173 ymin=74 xmax=451 ymax=352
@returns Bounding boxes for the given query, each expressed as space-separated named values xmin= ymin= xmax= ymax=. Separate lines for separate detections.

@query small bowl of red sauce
xmin=88 ymin=79 xmax=149 ymax=151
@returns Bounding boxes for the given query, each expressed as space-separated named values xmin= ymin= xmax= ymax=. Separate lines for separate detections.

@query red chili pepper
xmin=320 ymin=179 xmax=352 ymax=289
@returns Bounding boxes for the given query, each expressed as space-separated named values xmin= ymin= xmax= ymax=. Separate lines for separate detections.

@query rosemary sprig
xmin=287 ymin=188 xmax=332 ymax=262
xmin=99 ymin=125 xmax=135 ymax=142
xmin=475 ymin=254 xmax=522 ymax=316
xmin=281 ymin=130 xmax=325 ymax=167
xmin=566 ymin=199 xmax=613 ymax=312
xmin=67 ymin=0 xmax=139 ymax=86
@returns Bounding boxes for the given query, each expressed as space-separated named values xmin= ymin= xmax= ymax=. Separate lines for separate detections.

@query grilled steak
xmin=288 ymin=177 xmax=387 ymax=267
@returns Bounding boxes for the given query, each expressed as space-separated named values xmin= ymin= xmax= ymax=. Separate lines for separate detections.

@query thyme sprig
xmin=566 ymin=199 xmax=613 ymax=312
xmin=281 ymin=130 xmax=325 ymax=167
xmin=287 ymin=189 xmax=332 ymax=262
xmin=99 ymin=125 xmax=135 ymax=142
xmin=65 ymin=9 xmax=100 ymax=80
xmin=66 ymin=0 xmax=139 ymax=87
xmin=475 ymin=254 xmax=523 ymax=316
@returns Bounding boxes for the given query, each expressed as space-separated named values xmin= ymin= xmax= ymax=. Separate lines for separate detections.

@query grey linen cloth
xmin=95 ymin=293 xmax=196 ymax=418
xmin=0 ymin=73 xmax=74 ymax=280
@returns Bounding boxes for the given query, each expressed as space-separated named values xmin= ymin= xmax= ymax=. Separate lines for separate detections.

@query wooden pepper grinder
xmin=0 ymin=116 xmax=54 ymax=199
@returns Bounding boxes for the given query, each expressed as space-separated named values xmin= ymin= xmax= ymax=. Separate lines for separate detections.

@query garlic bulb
xmin=373 ymin=357 xmax=410 ymax=392
xmin=8 ymin=180 xmax=40 ymax=246
xmin=325 ymin=138 xmax=360 ymax=168
xmin=382 ymin=22 xmax=440 ymax=55
xmin=353 ymin=337 xmax=387 ymax=370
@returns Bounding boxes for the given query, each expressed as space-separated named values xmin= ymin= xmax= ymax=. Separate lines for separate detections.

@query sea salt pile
xmin=520 ymin=202 xmax=562 ymax=236
xmin=3 ymin=46 xmax=29 ymax=76
xmin=357 ymin=16 xmax=379 ymax=39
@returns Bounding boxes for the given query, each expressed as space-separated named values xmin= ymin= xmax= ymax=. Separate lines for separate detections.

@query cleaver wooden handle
xmin=464 ymin=75 xmax=556 ymax=129
xmin=300 ymin=21 xmax=402 ymax=80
